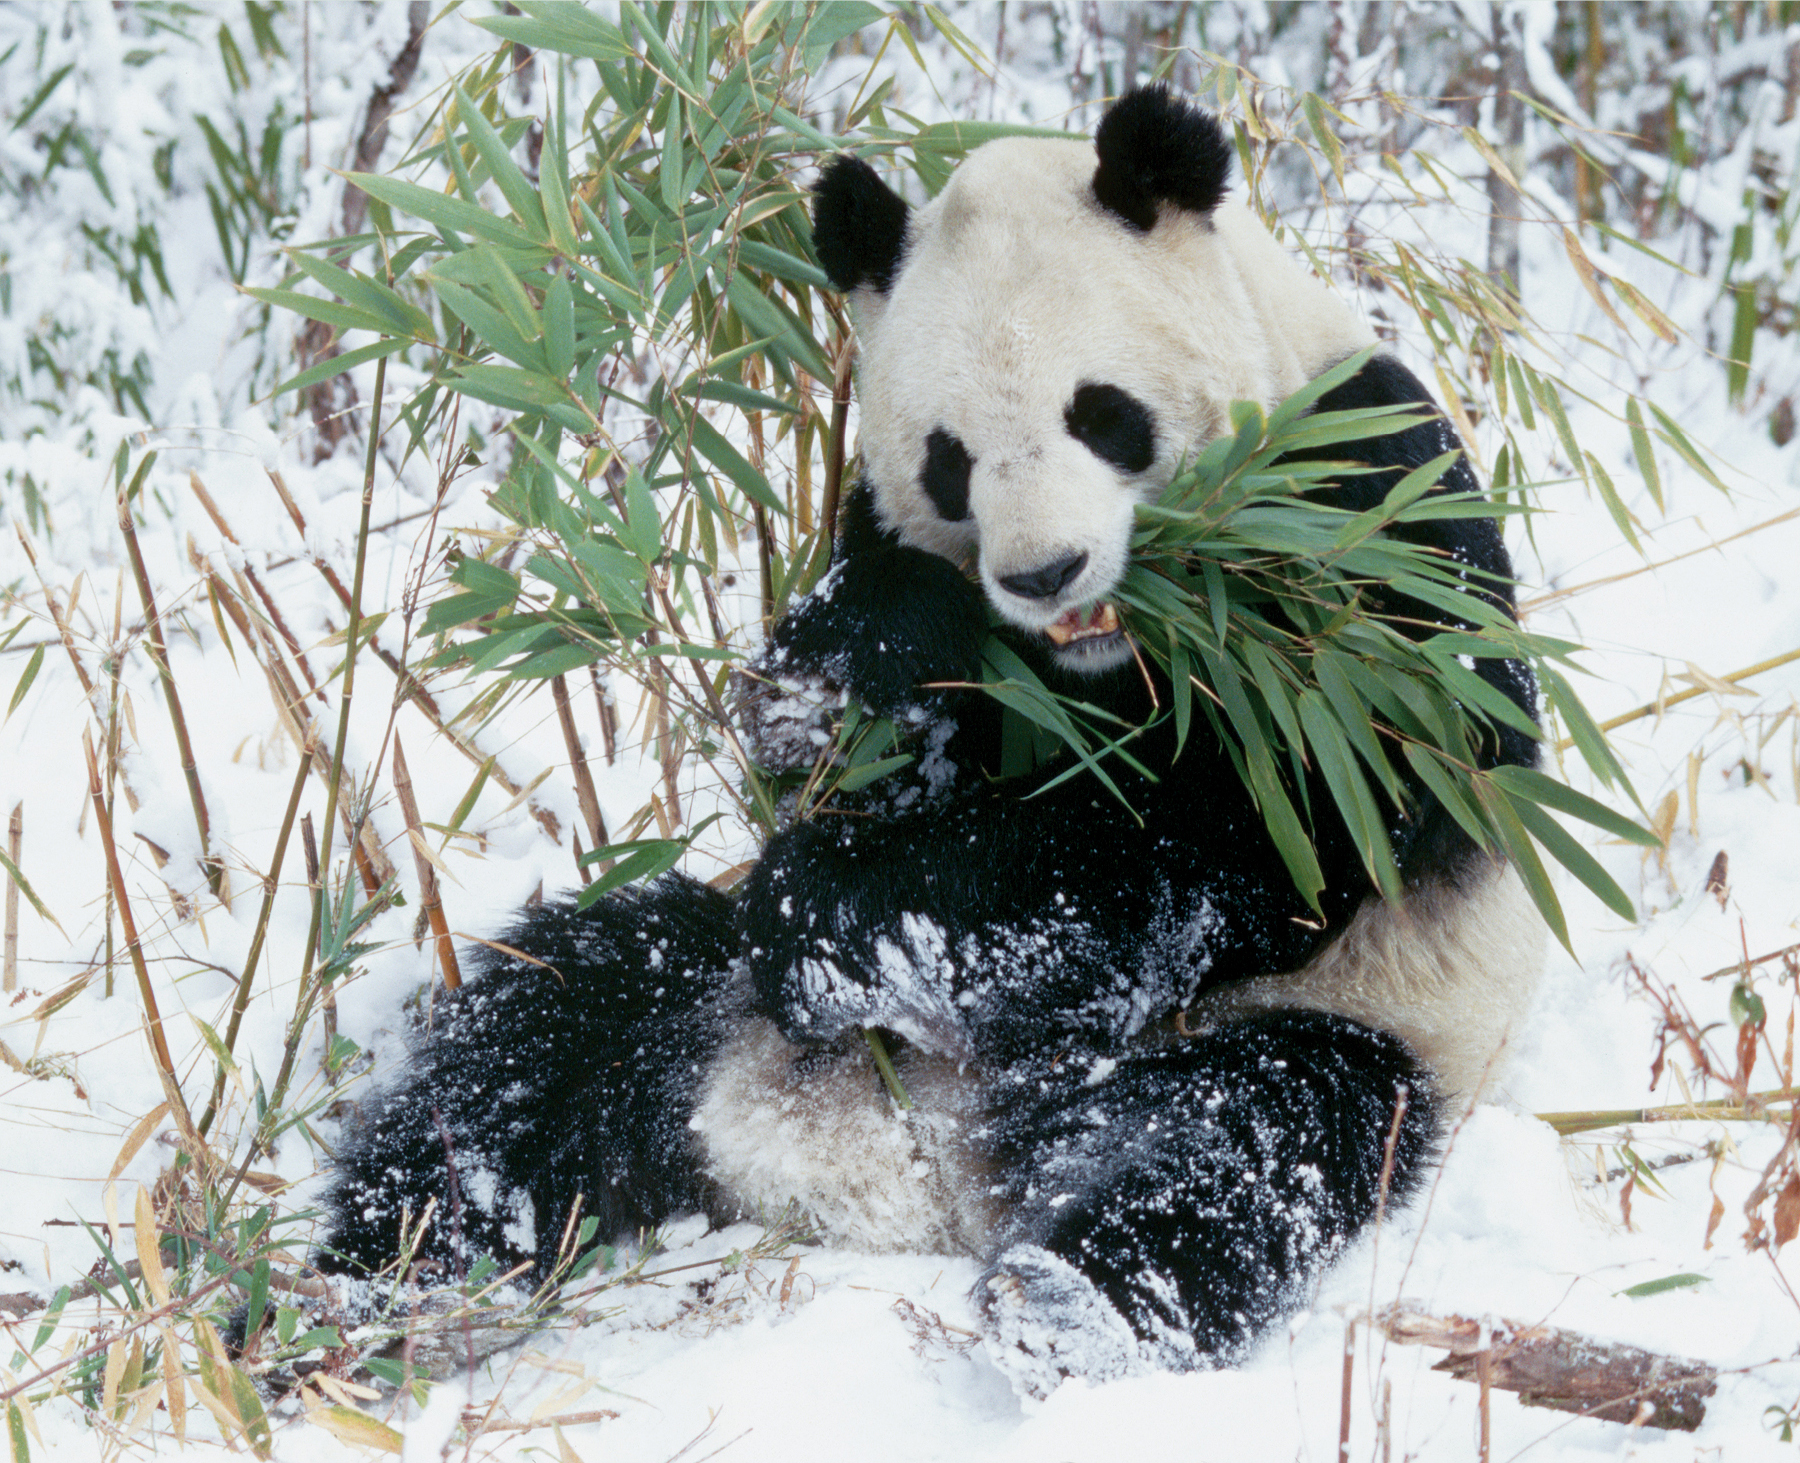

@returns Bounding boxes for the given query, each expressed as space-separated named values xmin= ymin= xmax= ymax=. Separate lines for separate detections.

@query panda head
xmin=812 ymin=87 xmax=1371 ymax=675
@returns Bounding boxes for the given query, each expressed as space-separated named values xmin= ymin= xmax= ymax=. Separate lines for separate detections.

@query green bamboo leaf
xmin=451 ymin=82 xmax=547 ymax=240
xmin=269 ymin=336 xmax=408 ymax=399
xmin=688 ymin=413 xmax=787 ymax=515
xmin=6 ymin=643 xmax=44 ymax=721
xmin=1647 ymin=401 xmax=1731 ymax=494
xmin=0 ymin=842 xmax=66 ymax=936
xmin=428 ymin=276 xmax=547 ymax=371
xmin=1623 ymin=397 xmax=1663 ymax=511
xmin=240 ymin=286 xmax=390 ymax=336
xmin=544 ymin=274 xmax=575 ymax=380
xmin=471 ymin=6 xmax=633 ymax=62
xmin=1479 ymin=785 xmax=1570 ymax=952
xmin=1500 ymin=787 xmax=1638 ymax=922
xmin=285 ymin=251 xmax=435 ymax=338
xmin=344 ymin=171 xmax=537 ymax=248
xmin=1484 ymin=764 xmax=1660 ymax=847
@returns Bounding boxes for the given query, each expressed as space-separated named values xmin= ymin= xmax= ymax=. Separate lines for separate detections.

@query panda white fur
xmin=319 ymin=87 xmax=1545 ymax=1393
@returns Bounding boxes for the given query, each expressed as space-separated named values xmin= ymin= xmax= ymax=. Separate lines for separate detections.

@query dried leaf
xmin=1704 ymin=1195 xmax=1726 ymax=1250
xmin=133 ymin=1186 xmax=170 ymax=1307
xmin=1773 ymin=1173 xmax=1800 ymax=1250
xmin=305 ymin=1405 xmax=403 ymax=1454
xmin=109 ymin=1102 xmax=170 ymax=1181
xmin=1705 ymin=850 xmax=1729 ymax=908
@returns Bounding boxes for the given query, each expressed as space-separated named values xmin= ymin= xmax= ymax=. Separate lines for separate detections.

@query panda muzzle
xmin=1043 ymin=602 xmax=1121 ymax=647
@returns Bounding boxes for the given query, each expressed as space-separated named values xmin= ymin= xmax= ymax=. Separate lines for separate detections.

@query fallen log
xmin=1376 ymin=1303 xmax=1717 ymax=1432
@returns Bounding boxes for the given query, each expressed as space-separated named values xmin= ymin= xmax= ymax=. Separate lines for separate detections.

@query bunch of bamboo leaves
xmin=974 ymin=349 xmax=1658 ymax=950
xmin=250 ymin=3 xmax=1025 ymax=899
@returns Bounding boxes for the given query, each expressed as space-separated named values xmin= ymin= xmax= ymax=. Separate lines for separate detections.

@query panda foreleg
xmin=972 ymin=1010 xmax=1439 ymax=1393
xmin=319 ymin=875 xmax=740 ymax=1284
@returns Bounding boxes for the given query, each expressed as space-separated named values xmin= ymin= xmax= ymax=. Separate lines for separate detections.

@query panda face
xmin=812 ymin=95 xmax=1376 ymax=676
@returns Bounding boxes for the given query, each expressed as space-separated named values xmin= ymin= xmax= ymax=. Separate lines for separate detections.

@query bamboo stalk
xmin=3 ymin=801 xmax=18 ymax=992
xmin=392 ymin=734 xmax=461 ymax=989
xmin=268 ymin=467 xmax=557 ymax=838
xmin=197 ymin=741 xmax=314 ymax=1137
xmin=117 ymin=476 xmax=223 ymax=900
xmin=82 ymin=731 xmax=187 ymax=1123
xmin=552 ymin=674 xmax=610 ymax=876
xmin=1538 ymin=1087 xmax=1797 ymax=1135
xmin=313 ymin=354 xmax=388 ymax=916
xmin=192 ymin=552 xmax=395 ymax=891
xmin=188 ymin=472 xmax=327 ymax=703
xmin=1558 ymin=645 xmax=1800 ymax=750
xmin=589 ymin=665 xmax=617 ymax=766
xmin=821 ymin=340 xmax=855 ymax=554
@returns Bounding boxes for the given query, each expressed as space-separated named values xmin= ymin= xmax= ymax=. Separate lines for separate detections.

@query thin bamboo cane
xmin=196 ymin=741 xmax=314 ymax=1137
xmin=82 ymin=731 xmax=187 ymax=1122
xmin=188 ymin=472 xmax=327 ymax=703
xmin=392 ymin=733 xmax=462 ymax=989
xmin=552 ymin=673 xmax=610 ymax=877
xmin=3 ymin=801 xmax=18 ymax=992
xmin=117 ymin=479 xmax=223 ymax=900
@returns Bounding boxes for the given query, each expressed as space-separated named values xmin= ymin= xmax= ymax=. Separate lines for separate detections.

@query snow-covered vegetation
xmin=1 ymin=3 xmax=1798 ymax=1459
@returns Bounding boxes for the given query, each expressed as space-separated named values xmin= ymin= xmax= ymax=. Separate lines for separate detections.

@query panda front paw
xmin=734 ymin=656 xmax=849 ymax=774
xmin=975 ymin=1245 xmax=1150 ymax=1397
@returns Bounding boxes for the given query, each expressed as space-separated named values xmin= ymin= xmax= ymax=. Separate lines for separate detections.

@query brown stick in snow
xmin=392 ymin=733 xmax=461 ymax=990
xmin=1375 ymin=1304 xmax=1717 ymax=1432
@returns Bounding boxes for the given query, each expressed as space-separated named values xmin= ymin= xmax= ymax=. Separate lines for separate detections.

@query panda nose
xmin=998 ymin=552 xmax=1088 ymax=602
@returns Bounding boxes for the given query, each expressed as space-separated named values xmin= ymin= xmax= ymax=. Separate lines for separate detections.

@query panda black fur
xmin=320 ymin=87 xmax=1545 ymax=1392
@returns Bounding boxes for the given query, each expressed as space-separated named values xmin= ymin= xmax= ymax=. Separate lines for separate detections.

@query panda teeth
xmin=1044 ymin=603 xmax=1121 ymax=647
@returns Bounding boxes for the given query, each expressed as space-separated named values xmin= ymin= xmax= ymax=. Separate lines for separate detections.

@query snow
xmin=2 ymin=3 xmax=1799 ymax=1460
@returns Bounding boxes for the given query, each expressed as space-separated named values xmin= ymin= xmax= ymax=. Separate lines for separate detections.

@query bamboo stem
xmin=82 ymin=731 xmax=187 ymax=1122
xmin=188 ymin=472 xmax=327 ymax=703
xmin=197 ymin=742 xmax=314 ymax=1137
xmin=268 ymin=467 xmax=555 ymax=836
xmin=1538 ymin=1087 xmax=1797 ymax=1135
xmin=117 ymin=474 xmax=223 ymax=900
xmin=3 ymin=801 xmax=18 ymax=992
xmin=822 ymin=336 xmax=854 ymax=556
xmin=314 ymin=354 xmax=388 ymax=915
xmin=1558 ymin=645 xmax=1800 ymax=750
xmin=392 ymin=734 xmax=462 ymax=989
xmin=552 ymin=675 xmax=608 ymax=849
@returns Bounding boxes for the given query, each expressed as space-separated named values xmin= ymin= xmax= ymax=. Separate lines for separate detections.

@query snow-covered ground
xmin=2 ymin=4 xmax=1798 ymax=1459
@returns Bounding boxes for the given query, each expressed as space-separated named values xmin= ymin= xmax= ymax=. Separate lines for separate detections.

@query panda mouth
xmin=1043 ymin=602 xmax=1122 ymax=649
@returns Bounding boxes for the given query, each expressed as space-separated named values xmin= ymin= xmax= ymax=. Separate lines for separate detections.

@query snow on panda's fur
xmin=319 ymin=87 xmax=1545 ymax=1392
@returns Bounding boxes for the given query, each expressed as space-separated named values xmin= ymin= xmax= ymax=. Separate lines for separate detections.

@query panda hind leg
xmin=973 ymin=1010 xmax=1439 ymax=1393
xmin=319 ymin=874 xmax=740 ymax=1285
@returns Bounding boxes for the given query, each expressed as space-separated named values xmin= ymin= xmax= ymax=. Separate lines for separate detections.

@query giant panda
xmin=318 ymin=87 xmax=1546 ymax=1393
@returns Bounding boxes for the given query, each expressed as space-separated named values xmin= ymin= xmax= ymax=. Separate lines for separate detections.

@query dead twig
xmin=3 ymin=801 xmax=18 ymax=992
xmin=1375 ymin=1303 xmax=1717 ymax=1432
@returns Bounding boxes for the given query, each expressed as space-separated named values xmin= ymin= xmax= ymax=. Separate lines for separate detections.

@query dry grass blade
xmin=392 ymin=732 xmax=462 ymax=990
xmin=81 ymin=730 xmax=186 ymax=1122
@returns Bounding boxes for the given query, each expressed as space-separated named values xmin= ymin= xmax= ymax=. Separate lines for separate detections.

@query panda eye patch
xmin=921 ymin=427 xmax=973 ymax=521
xmin=1065 ymin=383 xmax=1156 ymax=474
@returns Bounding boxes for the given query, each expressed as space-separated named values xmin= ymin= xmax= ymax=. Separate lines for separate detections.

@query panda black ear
xmin=1092 ymin=85 xmax=1233 ymax=232
xmin=812 ymin=155 xmax=911 ymax=293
